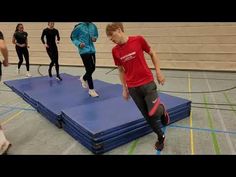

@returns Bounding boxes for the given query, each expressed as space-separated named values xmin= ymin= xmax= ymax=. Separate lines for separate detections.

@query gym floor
xmin=0 ymin=64 xmax=236 ymax=155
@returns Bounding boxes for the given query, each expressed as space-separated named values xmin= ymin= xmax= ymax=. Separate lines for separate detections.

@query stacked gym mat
xmin=4 ymin=73 xmax=191 ymax=154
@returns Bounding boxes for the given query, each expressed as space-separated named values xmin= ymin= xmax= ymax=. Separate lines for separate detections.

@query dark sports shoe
xmin=56 ymin=75 xmax=62 ymax=81
xmin=160 ymin=103 xmax=170 ymax=126
xmin=155 ymin=135 xmax=165 ymax=151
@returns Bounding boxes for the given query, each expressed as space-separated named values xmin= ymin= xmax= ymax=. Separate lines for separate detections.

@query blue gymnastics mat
xmin=61 ymin=100 xmax=190 ymax=143
xmin=61 ymin=94 xmax=190 ymax=137
xmin=4 ymin=74 xmax=191 ymax=154
xmin=61 ymin=94 xmax=191 ymax=154
xmin=63 ymin=109 xmax=190 ymax=154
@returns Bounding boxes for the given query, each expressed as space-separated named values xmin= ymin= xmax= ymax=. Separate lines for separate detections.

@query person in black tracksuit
xmin=12 ymin=23 xmax=31 ymax=77
xmin=41 ymin=22 xmax=62 ymax=80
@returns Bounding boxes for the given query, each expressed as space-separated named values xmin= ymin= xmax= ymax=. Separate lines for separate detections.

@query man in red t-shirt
xmin=106 ymin=23 xmax=170 ymax=151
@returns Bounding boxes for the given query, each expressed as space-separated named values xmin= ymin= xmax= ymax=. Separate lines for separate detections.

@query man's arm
xmin=117 ymin=66 xmax=129 ymax=100
xmin=0 ymin=39 xmax=9 ymax=66
xmin=148 ymin=49 xmax=165 ymax=85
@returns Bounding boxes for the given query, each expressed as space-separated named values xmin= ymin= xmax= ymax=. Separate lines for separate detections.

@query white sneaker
xmin=88 ymin=89 xmax=99 ymax=97
xmin=26 ymin=71 xmax=32 ymax=77
xmin=80 ymin=76 xmax=88 ymax=88
xmin=17 ymin=68 xmax=20 ymax=75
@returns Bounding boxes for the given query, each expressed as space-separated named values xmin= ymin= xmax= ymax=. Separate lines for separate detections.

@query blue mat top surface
xmin=4 ymin=73 xmax=77 ymax=93
xmin=62 ymin=97 xmax=143 ymax=135
xmin=61 ymin=92 xmax=191 ymax=136
xmin=24 ymin=78 xmax=121 ymax=115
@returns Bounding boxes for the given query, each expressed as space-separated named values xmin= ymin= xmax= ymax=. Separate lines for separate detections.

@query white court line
xmin=204 ymin=72 xmax=235 ymax=154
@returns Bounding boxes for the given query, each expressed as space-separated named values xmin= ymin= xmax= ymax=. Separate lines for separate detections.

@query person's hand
xmin=80 ymin=43 xmax=85 ymax=48
xmin=3 ymin=59 xmax=9 ymax=67
xmin=122 ymin=88 xmax=130 ymax=101
xmin=45 ymin=44 xmax=49 ymax=48
xmin=156 ymin=72 xmax=165 ymax=85
xmin=91 ymin=37 xmax=97 ymax=42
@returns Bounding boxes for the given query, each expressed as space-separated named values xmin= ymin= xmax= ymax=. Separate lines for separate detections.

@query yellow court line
xmin=0 ymin=105 xmax=31 ymax=126
xmin=188 ymin=73 xmax=194 ymax=155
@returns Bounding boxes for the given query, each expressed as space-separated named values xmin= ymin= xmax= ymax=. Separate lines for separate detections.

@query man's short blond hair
xmin=106 ymin=22 xmax=124 ymax=36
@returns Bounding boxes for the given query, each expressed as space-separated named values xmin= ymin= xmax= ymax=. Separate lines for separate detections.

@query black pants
xmin=80 ymin=53 xmax=96 ymax=89
xmin=128 ymin=81 xmax=164 ymax=139
xmin=16 ymin=46 xmax=30 ymax=71
xmin=46 ymin=46 xmax=59 ymax=76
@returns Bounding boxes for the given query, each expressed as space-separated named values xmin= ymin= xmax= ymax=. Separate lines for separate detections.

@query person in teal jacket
xmin=71 ymin=22 xmax=99 ymax=97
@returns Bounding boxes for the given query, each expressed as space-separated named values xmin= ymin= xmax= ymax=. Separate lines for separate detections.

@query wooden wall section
xmin=1 ymin=22 xmax=236 ymax=71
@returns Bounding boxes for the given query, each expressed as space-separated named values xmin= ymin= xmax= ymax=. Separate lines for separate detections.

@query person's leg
xmin=129 ymin=84 xmax=164 ymax=135
xmin=142 ymin=81 xmax=167 ymax=150
xmin=23 ymin=48 xmax=30 ymax=71
xmin=46 ymin=48 xmax=55 ymax=77
xmin=53 ymin=48 xmax=62 ymax=80
xmin=128 ymin=87 xmax=149 ymax=118
xmin=129 ymin=82 xmax=166 ymax=151
xmin=80 ymin=53 xmax=96 ymax=89
xmin=15 ymin=46 xmax=23 ymax=72
xmin=54 ymin=49 xmax=59 ymax=76
xmin=143 ymin=81 xmax=170 ymax=125
xmin=22 ymin=47 xmax=31 ymax=77
xmin=91 ymin=53 xmax=96 ymax=74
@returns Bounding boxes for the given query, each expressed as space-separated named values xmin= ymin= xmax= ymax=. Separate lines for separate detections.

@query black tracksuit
xmin=13 ymin=31 xmax=30 ymax=71
xmin=41 ymin=28 xmax=60 ymax=77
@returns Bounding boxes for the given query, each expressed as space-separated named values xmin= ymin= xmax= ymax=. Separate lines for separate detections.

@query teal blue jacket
xmin=71 ymin=22 xmax=98 ymax=55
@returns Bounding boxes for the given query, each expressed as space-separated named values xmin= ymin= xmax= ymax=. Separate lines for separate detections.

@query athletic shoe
xmin=88 ymin=89 xmax=99 ymax=97
xmin=80 ymin=76 xmax=88 ymax=89
xmin=56 ymin=75 xmax=62 ymax=81
xmin=26 ymin=71 xmax=32 ymax=77
xmin=155 ymin=135 xmax=165 ymax=151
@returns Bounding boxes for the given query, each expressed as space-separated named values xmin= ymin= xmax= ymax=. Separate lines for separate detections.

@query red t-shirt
xmin=112 ymin=36 xmax=154 ymax=88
